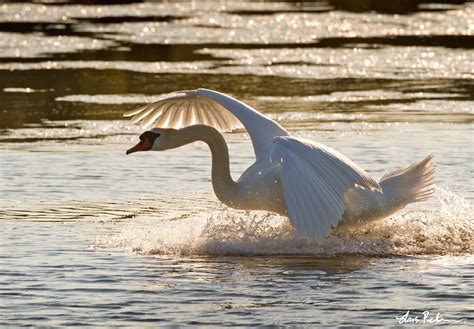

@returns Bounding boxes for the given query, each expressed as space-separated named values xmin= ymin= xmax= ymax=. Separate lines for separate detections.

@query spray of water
xmin=93 ymin=187 xmax=472 ymax=256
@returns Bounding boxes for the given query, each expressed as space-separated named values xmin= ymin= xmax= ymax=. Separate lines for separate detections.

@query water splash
xmin=378 ymin=187 xmax=473 ymax=255
xmin=94 ymin=187 xmax=472 ymax=256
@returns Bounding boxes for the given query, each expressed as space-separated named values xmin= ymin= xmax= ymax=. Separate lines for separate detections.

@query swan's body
xmin=125 ymin=89 xmax=435 ymax=242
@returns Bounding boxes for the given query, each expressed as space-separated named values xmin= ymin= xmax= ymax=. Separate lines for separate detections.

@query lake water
xmin=0 ymin=1 xmax=473 ymax=327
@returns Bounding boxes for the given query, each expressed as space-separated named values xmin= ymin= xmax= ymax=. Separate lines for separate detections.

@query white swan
xmin=124 ymin=89 xmax=435 ymax=242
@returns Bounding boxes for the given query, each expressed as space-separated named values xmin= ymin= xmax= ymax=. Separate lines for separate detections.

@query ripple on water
xmin=73 ymin=3 xmax=473 ymax=44
xmin=1 ymin=46 xmax=472 ymax=80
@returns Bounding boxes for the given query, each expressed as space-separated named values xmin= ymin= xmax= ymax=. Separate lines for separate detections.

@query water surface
xmin=0 ymin=1 xmax=473 ymax=327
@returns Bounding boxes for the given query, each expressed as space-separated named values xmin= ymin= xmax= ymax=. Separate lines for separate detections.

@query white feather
xmin=270 ymin=136 xmax=380 ymax=242
xmin=124 ymin=88 xmax=289 ymax=160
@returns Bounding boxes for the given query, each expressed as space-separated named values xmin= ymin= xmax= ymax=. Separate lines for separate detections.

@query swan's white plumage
xmin=270 ymin=136 xmax=380 ymax=241
xmin=124 ymin=88 xmax=288 ymax=160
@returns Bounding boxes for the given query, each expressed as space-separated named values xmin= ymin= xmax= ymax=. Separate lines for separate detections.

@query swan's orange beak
xmin=126 ymin=139 xmax=152 ymax=155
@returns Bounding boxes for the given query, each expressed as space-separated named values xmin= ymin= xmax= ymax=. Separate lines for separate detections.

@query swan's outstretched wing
xmin=271 ymin=136 xmax=380 ymax=242
xmin=124 ymin=88 xmax=288 ymax=161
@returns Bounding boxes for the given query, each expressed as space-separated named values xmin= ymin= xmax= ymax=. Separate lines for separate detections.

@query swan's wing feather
xmin=124 ymin=89 xmax=289 ymax=160
xmin=124 ymin=91 xmax=241 ymax=131
xmin=271 ymin=136 xmax=380 ymax=242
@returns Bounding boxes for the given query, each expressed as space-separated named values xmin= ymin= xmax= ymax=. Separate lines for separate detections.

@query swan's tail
xmin=339 ymin=155 xmax=435 ymax=228
xmin=380 ymin=154 xmax=435 ymax=211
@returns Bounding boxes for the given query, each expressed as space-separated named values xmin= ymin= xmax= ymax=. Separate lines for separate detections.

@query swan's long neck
xmin=173 ymin=125 xmax=238 ymax=206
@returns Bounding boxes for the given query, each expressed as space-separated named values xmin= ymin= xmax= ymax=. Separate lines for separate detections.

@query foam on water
xmin=94 ymin=187 xmax=472 ymax=257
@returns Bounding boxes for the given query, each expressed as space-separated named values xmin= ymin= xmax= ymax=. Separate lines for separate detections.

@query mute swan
xmin=124 ymin=89 xmax=435 ymax=242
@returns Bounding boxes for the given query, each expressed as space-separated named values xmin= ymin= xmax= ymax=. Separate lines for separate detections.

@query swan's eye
xmin=139 ymin=131 xmax=160 ymax=143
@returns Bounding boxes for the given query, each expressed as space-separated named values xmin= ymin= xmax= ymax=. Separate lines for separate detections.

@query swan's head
xmin=126 ymin=128 xmax=177 ymax=154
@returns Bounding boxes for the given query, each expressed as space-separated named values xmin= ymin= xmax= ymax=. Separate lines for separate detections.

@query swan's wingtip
xmin=123 ymin=109 xmax=136 ymax=117
xmin=422 ymin=154 xmax=435 ymax=167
